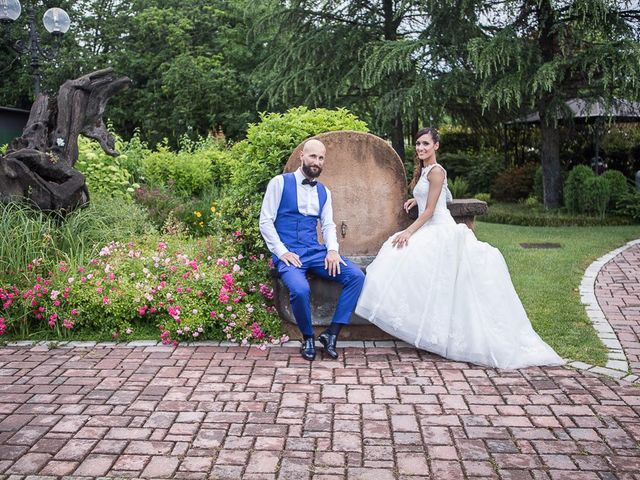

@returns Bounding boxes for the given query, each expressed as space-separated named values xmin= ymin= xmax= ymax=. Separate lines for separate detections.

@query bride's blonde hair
xmin=409 ymin=127 xmax=440 ymax=191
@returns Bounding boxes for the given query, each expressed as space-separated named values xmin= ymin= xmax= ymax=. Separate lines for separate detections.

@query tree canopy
xmin=1 ymin=0 xmax=639 ymax=204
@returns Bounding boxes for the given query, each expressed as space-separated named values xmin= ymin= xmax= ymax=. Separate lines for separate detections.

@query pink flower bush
xmin=0 ymin=236 xmax=282 ymax=347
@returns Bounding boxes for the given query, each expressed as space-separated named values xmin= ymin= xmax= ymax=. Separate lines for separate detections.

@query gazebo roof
xmin=508 ymin=98 xmax=640 ymax=124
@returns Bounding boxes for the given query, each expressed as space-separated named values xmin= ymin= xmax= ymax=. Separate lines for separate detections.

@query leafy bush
xmin=142 ymin=144 xmax=213 ymax=197
xmin=465 ymin=152 xmax=505 ymax=194
xmin=524 ymin=196 xmax=539 ymax=207
xmin=172 ymin=188 xmax=223 ymax=237
xmin=480 ymin=202 xmax=632 ymax=227
xmin=613 ymin=191 xmax=640 ymax=222
xmin=582 ymin=176 xmax=611 ymax=219
xmin=133 ymin=184 xmax=184 ymax=228
xmin=491 ymin=162 xmax=538 ymax=202
xmin=0 ymin=235 xmax=285 ymax=345
xmin=448 ymin=177 xmax=470 ymax=198
xmin=602 ymin=124 xmax=640 ymax=176
xmin=76 ymin=137 xmax=140 ymax=198
xmin=563 ymin=165 xmax=594 ymax=214
xmin=438 ymin=152 xmax=473 ymax=180
xmin=118 ymin=132 xmax=152 ymax=182
xmin=601 ymin=170 xmax=630 ymax=209
xmin=474 ymin=192 xmax=491 ymax=204
xmin=217 ymin=107 xmax=368 ymax=252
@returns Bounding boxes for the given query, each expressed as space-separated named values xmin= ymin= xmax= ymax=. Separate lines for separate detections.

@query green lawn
xmin=475 ymin=222 xmax=639 ymax=365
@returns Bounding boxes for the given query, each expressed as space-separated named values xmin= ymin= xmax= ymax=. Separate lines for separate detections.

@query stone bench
xmin=272 ymin=198 xmax=488 ymax=340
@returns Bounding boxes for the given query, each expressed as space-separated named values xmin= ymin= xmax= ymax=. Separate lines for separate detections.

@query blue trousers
xmin=276 ymin=246 xmax=365 ymax=337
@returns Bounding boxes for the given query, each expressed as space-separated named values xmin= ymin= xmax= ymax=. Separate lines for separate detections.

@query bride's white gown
xmin=355 ymin=164 xmax=564 ymax=369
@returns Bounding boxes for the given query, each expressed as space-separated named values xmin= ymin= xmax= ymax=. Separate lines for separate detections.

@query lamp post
xmin=1 ymin=0 xmax=70 ymax=97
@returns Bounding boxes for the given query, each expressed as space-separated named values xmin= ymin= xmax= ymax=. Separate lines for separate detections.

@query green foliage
xmin=448 ymin=177 xmax=470 ymax=199
xmin=467 ymin=1 xmax=640 ymax=207
xmin=0 ymin=196 xmax=155 ymax=279
xmin=118 ymin=132 xmax=152 ymax=182
xmin=563 ymin=166 xmax=634 ymax=220
xmin=171 ymin=189 xmax=223 ymax=237
xmin=0 ymin=0 xmax=262 ymax=146
xmin=601 ymin=170 xmax=630 ymax=209
xmin=492 ymin=163 xmax=538 ymax=202
xmin=583 ymin=176 xmax=611 ymax=219
xmin=602 ymin=124 xmax=640 ymax=176
xmin=465 ymin=153 xmax=505 ymax=194
xmin=613 ymin=192 xmax=640 ymax=222
xmin=564 ymin=165 xmax=594 ymax=214
xmin=480 ymin=202 xmax=632 ymax=227
xmin=217 ymin=107 xmax=368 ymax=252
xmin=0 ymin=144 xmax=7 ymax=155
xmin=474 ymin=192 xmax=491 ymax=204
xmin=438 ymin=152 xmax=473 ymax=180
xmin=142 ymin=143 xmax=214 ymax=197
xmin=76 ymin=137 xmax=139 ymax=198
xmin=133 ymin=185 xmax=185 ymax=229
xmin=439 ymin=126 xmax=481 ymax=152
xmin=524 ymin=196 xmax=539 ymax=207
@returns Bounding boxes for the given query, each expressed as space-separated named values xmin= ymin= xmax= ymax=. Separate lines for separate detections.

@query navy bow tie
xmin=302 ymin=178 xmax=317 ymax=187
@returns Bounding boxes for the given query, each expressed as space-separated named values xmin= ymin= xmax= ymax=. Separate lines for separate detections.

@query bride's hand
xmin=403 ymin=198 xmax=417 ymax=213
xmin=392 ymin=229 xmax=413 ymax=248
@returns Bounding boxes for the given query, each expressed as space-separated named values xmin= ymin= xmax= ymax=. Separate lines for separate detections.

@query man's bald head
xmin=302 ymin=139 xmax=326 ymax=154
xmin=300 ymin=139 xmax=326 ymax=179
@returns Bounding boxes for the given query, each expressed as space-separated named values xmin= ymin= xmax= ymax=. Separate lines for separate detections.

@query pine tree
xmin=468 ymin=0 xmax=640 ymax=208
xmin=254 ymin=0 xmax=434 ymax=159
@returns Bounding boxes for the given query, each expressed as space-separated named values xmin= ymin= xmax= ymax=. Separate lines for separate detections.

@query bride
xmin=355 ymin=128 xmax=564 ymax=369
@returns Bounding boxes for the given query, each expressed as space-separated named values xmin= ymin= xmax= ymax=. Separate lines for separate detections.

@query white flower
xmin=56 ymin=137 xmax=65 ymax=147
xmin=67 ymin=277 xmax=75 ymax=284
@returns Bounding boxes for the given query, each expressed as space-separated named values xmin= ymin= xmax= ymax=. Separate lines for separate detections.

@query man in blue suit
xmin=259 ymin=139 xmax=365 ymax=361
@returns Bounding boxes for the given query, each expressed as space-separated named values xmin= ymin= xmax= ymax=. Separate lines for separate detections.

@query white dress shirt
xmin=259 ymin=168 xmax=339 ymax=258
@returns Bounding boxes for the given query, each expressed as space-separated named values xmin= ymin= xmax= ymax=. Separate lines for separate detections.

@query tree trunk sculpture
xmin=0 ymin=68 xmax=131 ymax=211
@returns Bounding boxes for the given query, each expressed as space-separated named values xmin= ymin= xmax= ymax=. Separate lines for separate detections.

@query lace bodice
xmin=412 ymin=164 xmax=454 ymax=225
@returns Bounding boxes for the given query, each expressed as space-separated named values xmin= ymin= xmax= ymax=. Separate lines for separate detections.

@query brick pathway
xmin=595 ymin=243 xmax=640 ymax=377
xmin=1 ymin=344 xmax=639 ymax=479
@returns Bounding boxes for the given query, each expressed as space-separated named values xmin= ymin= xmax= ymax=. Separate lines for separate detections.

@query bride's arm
xmin=392 ymin=168 xmax=445 ymax=248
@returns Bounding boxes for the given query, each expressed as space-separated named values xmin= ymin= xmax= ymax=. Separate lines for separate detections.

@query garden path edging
xmin=573 ymin=238 xmax=640 ymax=384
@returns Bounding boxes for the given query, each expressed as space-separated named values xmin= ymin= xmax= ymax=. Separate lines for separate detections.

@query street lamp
xmin=1 ymin=0 xmax=70 ymax=97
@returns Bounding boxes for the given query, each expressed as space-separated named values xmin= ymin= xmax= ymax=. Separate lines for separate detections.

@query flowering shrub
xmin=216 ymin=107 xmax=369 ymax=254
xmin=0 ymin=235 xmax=286 ymax=347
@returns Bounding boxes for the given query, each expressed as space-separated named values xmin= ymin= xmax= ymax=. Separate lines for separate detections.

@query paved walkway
xmin=595 ymin=243 xmax=640 ymax=377
xmin=2 ymin=239 xmax=640 ymax=479
xmin=1 ymin=343 xmax=639 ymax=480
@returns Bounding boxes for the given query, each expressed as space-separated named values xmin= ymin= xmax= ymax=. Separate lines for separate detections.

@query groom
xmin=259 ymin=139 xmax=365 ymax=361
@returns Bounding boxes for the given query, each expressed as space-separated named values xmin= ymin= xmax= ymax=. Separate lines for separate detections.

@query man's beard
xmin=302 ymin=164 xmax=322 ymax=178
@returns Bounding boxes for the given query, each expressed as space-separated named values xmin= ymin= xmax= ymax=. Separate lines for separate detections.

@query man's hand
xmin=392 ymin=229 xmax=413 ymax=249
xmin=324 ymin=250 xmax=347 ymax=277
xmin=279 ymin=252 xmax=302 ymax=268
xmin=403 ymin=198 xmax=417 ymax=213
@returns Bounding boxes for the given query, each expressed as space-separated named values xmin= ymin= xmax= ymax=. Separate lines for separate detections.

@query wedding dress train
xmin=355 ymin=164 xmax=564 ymax=369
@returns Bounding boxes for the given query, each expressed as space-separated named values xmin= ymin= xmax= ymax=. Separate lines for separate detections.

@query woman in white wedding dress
xmin=355 ymin=128 xmax=564 ymax=369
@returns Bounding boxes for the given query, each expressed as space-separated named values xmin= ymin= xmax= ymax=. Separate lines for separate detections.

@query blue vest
xmin=273 ymin=173 xmax=327 ymax=262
